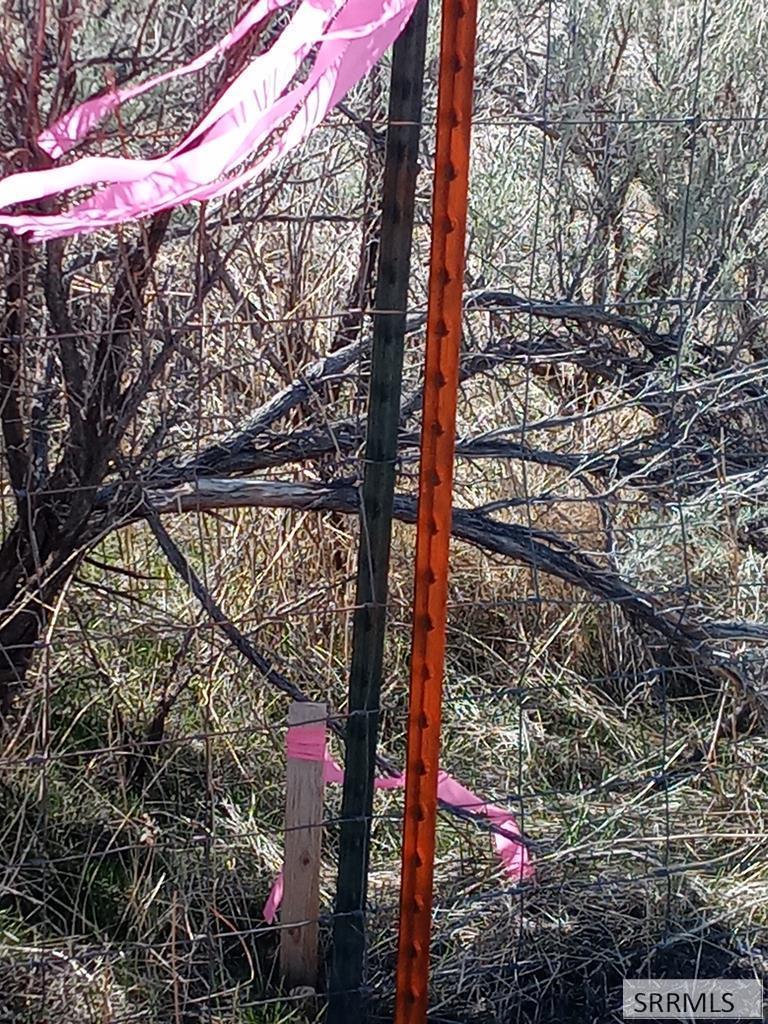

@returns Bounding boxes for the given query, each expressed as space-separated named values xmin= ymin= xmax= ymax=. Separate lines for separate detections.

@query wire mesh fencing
xmin=1 ymin=0 xmax=768 ymax=1021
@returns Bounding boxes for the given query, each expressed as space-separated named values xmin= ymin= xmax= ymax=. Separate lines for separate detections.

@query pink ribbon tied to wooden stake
xmin=0 ymin=0 xmax=421 ymax=241
xmin=262 ymin=721 xmax=534 ymax=923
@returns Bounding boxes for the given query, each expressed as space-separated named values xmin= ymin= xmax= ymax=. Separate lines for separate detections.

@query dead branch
xmin=141 ymin=477 xmax=768 ymax=674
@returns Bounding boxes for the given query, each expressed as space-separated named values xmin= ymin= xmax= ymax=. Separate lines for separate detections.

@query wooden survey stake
xmin=280 ymin=700 xmax=326 ymax=989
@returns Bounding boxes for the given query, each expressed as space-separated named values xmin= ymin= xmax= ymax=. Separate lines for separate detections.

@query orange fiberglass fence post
xmin=394 ymin=1 xmax=479 ymax=1022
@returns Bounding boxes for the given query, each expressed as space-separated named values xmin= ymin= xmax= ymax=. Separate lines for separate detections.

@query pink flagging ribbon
xmin=0 ymin=0 xmax=419 ymax=241
xmin=0 ymin=0 xmax=347 ymax=229
xmin=38 ymin=0 xmax=292 ymax=159
xmin=262 ymin=870 xmax=284 ymax=924
xmin=263 ymin=723 xmax=533 ymax=923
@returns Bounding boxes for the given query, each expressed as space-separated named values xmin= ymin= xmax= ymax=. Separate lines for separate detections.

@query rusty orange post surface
xmin=394 ymin=1 xmax=479 ymax=1022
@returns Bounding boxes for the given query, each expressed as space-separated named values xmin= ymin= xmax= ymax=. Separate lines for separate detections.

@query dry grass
xmin=2 ymin=481 xmax=766 ymax=1022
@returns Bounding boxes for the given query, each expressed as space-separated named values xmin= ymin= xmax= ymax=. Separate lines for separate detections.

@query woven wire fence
xmin=2 ymin=0 xmax=768 ymax=1022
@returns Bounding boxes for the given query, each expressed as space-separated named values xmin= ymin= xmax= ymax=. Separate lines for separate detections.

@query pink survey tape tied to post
xmin=0 ymin=0 xmax=421 ymax=241
xmin=262 ymin=722 xmax=534 ymax=924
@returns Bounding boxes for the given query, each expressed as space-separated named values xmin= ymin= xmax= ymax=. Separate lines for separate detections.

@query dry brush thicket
xmin=1 ymin=0 xmax=768 ymax=1021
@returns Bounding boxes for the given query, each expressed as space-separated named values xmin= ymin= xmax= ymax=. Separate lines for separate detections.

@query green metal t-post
xmin=328 ymin=3 xmax=429 ymax=1020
